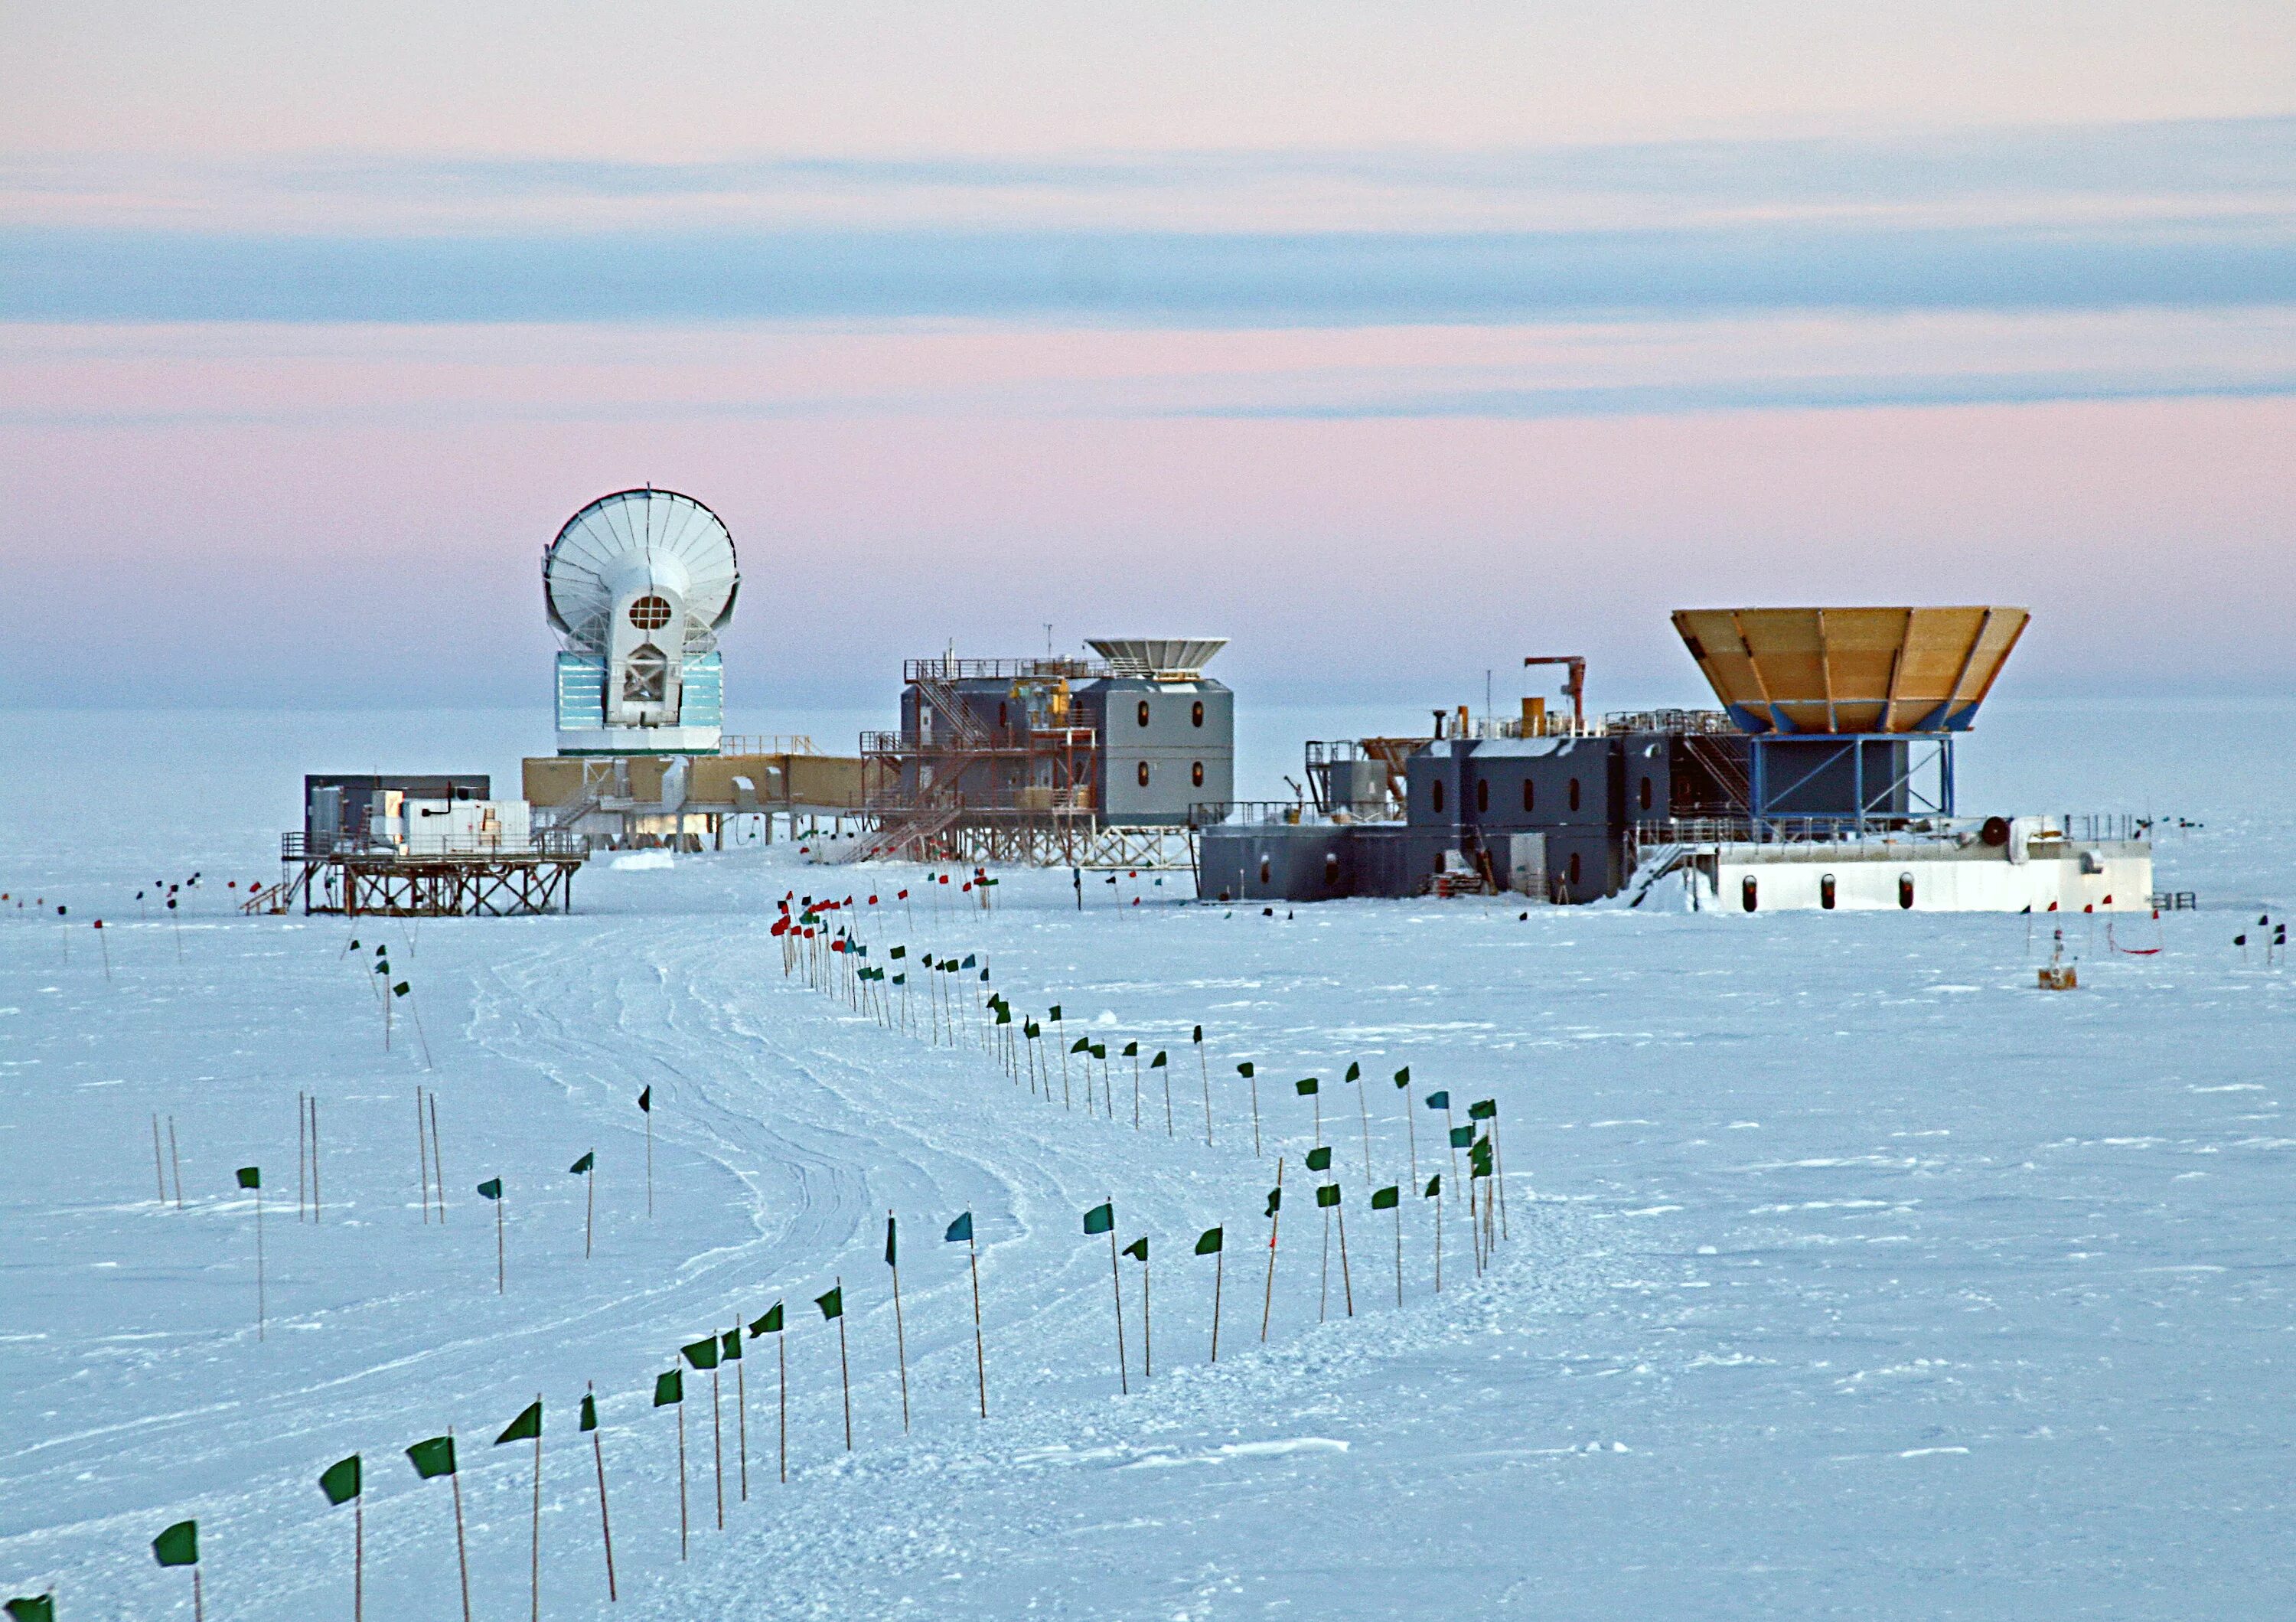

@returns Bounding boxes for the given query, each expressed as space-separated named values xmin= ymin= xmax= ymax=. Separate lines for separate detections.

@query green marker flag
xmin=1237 ymin=1062 xmax=1254 ymax=1078
xmin=1450 ymin=1124 xmax=1475 ymax=1149
xmin=1316 ymin=1184 xmax=1341 ymax=1209
xmin=1345 ymin=1062 xmax=1361 ymax=1082
xmin=406 ymin=1435 xmax=457 ymax=1478
xmin=496 ymin=1400 xmax=542 ymax=1444
xmin=885 ymin=1213 xmax=899 ymax=1266
xmin=319 ymin=1454 xmax=363 ymax=1505
xmin=236 ymin=1166 xmax=260 ymax=1190
xmin=1082 ymin=1202 xmax=1114 ymax=1235
xmin=1123 ymin=1236 xmax=1147 ymax=1261
xmin=1264 ymin=1186 xmax=1281 ymax=1216
xmin=893 ymin=974 xmax=905 ymax=987
xmin=579 ymin=1394 xmax=599 ymax=1432
xmin=1305 ymin=1145 xmax=1332 ymax=1172
xmin=720 ymin=1327 xmax=742 ymax=1361
xmin=1195 ymin=1226 xmax=1224 ymax=1255
xmin=569 ymin=1151 xmax=595 ymax=1174
xmin=1071 ymin=1037 xmax=1091 ymax=1054
xmin=751 ymin=1303 xmax=784 ymax=1336
xmin=980 ymin=968 xmax=990 ymax=982
xmin=637 ymin=1087 xmax=651 ymax=1113
xmin=1193 ymin=1025 xmax=1204 ymax=1044
xmin=1150 ymin=1050 xmax=1167 ymax=1069
xmin=477 ymin=1178 xmax=502 ymax=1200
xmin=1469 ymin=1099 xmax=1497 ymax=1121
xmin=1424 ymin=1173 xmax=1442 ymax=1198
xmin=654 ymin=1369 xmax=683 ymax=1406
xmin=1025 ymin=1019 xmax=1039 ymax=1039
xmin=1122 ymin=1040 xmax=1138 ymax=1057
xmin=945 ymin=1212 xmax=974 ymax=1244
xmin=1371 ymin=1185 xmax=1401 ymax=1210
xmin=682 ymin=1336 xmax=719 ymax=1371
xmin=1049 ymin=1004 xmax=1062 ymax=1022
xmin=1091 ymin=1043 xmax=1106 ymax=1060
xmin=815 ymin=1287 xmax=843 ymax=1320
xmin=1394 ymin=1066 xmax=1411 ymax=1088
xmin=1471 ymin=1140 xmax=1494 ymax=1178
xmin=890 ymin=945 xmax=905 ymax=959
xmin=1425 ymin=1090 xmax=1450 ymax=1111
xmin=960 ymin=955 xmax=976 ymax=969
xmin=995 ymin=1004 xmax=1011 ymax=1024
xmin=4 ymin=1595 xmax=55 ymax=1622
xmin=1296 ymin=1077 xmax=1318 ymax=1096
xmin=152 ymin=1520 xmax=199 ymax=1567
xmin=393 ymin=983 xmax=410 ymax=998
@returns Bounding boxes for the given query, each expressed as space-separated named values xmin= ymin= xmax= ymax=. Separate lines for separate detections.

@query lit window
xmin=1137 ymin=760 xmax=1151 ymax=787
xmin=1137 ymin=700 xmax=1151 ymax=727
xmin=1192 ymin=761 xmax=1204 ymax=787
xmin=1192 ymin=700 xmax=1205 ymax=728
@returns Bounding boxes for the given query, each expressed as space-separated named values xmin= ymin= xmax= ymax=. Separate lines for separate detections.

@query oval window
xmin=1899 ymin=873 xmax=1915 ymax=909
xmin=1192 ymin=761 xmax=1204 ymax=788
xmin=1476 ymin=778 xmax=1490 ymax=813
xmin=1568 ymin=851 xmax=1582 ymax=888
xmin=1259 ymin=855 xmax=1272 ymax=885
xmin=1432 ymin=780 xmax=1445 ymax=814
xmin=1567 ymin=778 xmax=1581 ymax=812
xmin=997 ymin=701 xmax=1009 ymax=729
xmin=1323 ymin=851 xmax=1340 ymax=886
xmin=1137 ymin=760 xmax=1152 ymax=788
xmin=1137 ymin=700 xmax=1151 ymax=727
xmin=1820 ymin=873 xmax=1836 ymax=909
xmin=1192 ymin=700 xmax=1205 ymax=729
xmin=1522 ymin=780 xmax=1534 ymax=813
xmin=627 ymin=595 xmax=672 ymax=631
xmin=1742 ymin=875 xmax=1759 ymax=912
xmin=1639 ymin=777 xmax=1653 ymax=811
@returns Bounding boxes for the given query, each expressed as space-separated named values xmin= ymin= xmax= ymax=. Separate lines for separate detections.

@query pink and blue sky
xmin=4 ymin=2 xmax=2292 ymax=713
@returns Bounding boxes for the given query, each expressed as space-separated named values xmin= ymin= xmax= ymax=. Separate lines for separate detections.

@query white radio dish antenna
xmin=543 ymin=488 xmax=739 ymax=657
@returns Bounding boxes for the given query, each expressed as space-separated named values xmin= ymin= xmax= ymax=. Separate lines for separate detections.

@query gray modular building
xmin=1199 ymin=718 xmax=1747 ymax=904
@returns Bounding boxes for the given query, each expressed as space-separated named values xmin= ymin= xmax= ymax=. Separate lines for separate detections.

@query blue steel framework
xmin=1746 ymin=733 xmax=1955 ymax=831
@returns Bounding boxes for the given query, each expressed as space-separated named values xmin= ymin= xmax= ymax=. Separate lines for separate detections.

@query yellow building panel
xmin=1672 ymin=605 xmax=2029 ymax=733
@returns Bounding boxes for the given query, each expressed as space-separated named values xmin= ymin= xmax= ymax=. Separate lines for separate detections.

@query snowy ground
xmin=3 ymin=704 xmax=2293 ymax=1619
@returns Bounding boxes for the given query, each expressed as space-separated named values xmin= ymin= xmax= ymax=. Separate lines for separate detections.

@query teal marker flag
xmin=945 ymin=1212 xmax=974 ymax=1244
xmin=1082 ymin=1202 xmax=1114 ymax=1235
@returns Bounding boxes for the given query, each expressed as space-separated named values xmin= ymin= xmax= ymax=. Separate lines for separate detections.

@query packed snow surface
xmin=2 ymin=705 xmax=2292 ymax=1619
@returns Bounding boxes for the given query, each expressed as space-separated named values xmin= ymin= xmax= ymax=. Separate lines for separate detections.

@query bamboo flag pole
xmin=152 ymin=1113 xmax=167 ymax=1203
xmin=947 ymin=1212 xmax=987 ymax=1417
xmin=711 ymin=1363 xmax=723 ymax=1529
xmin=1240 ymin=1062 xmax=1261 ymax=1157
xmin=1261 ymin=1159 xmax=1284 ymax=1342
xmin=168 ymin=1116 xmax=183 ymax=1208
xmin=1196 ymin=1226 xmax=1225 ymax=1362
xmin=318 ymin=1455 xmax=363 ymax=1622
xmin=1396 ymin=1068 xmax=1417 ymax=1187
xmin=1123 ymin=1236 xmax=1151 ymax=1379
xmin=479 ymin=1179 xmax=505 ymax=1291
xmin=298 ymin=1091 xmax=308 ymax=1219
xmin=1081 ymin=1200 xmax=1125 ymax=1392
xmin=638 ymin=1088 xmax=654 ymax=1218
xmin=236 ymin=1166 xmax=265 ymax=1340
xmin=491 ymin=1398 xmax=545 ymax=1622
xmin=1335 ymin=1195 xmax=1354 ymax=1318
xmin=751 ymin=1304 xmax=788 ymax=1483
xmin=674 ymin=1379 xmax=689 ymax=1558
xmin=448 ymin=1432 xmax=475 ymax=1622
xmin=1154 ymin=1049 xmax=1172 ymax=1136
xmin=1195 ymin=1026 xmax=1213 ymax=1147
xmin=1375 ymin=1184 xmax=1402 ymax=1306
xmin=429 ymin=1095 xmax=446 ymax=1223
xmin=1427 ymin=1174 xmax=1443 ymax=1292
xmin=886 ymin=1212 xmax=911 ymax=1431
xmin=729 ymin=1329 xmax=747 ymax=1502
xmin=1347 ymin=1062 xmax=1371 ymax=1181
xmin=1128 ymin=1042 xmax=1142 ymax=1129
xmin=818 ymin=1281 xmax=853 ymax=1451
xmin=416 ymin=1088 xmax=430 ymax=1224
xmin=310 ymin=1096 xmax=321 ymax=1223
xmin=1055 ymin=1007 xmax=1070 ymax=1108
xmin=582 ymin=1387 xmax=615 ymax=1601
